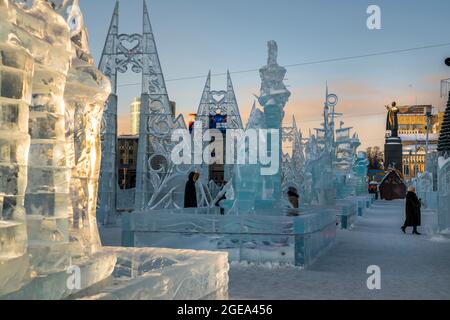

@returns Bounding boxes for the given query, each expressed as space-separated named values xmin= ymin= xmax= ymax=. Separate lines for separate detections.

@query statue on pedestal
xmin=386 ymin=102 xmax=400 ymax=137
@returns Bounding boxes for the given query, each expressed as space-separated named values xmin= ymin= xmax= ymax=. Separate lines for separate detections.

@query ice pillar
xmin=22 ymin=1 xmax=72 ymax=257
xmin=257 ymin=41 xmax=291 ymax=208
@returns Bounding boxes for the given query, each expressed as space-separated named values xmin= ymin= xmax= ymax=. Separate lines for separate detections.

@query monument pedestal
xmin=385 ymin=136 xmax=403 ymax=172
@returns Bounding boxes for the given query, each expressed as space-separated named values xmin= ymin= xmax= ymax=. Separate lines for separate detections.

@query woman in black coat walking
xmin=184 ymin=172 xmax=199 ymax=208
xmin=401 ymin=186 xmax=422 ymax=235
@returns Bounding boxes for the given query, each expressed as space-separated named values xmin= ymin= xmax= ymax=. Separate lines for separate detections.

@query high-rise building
xmin=130 ymin=97 xmax=141 ymax=135
xmin=397 ymin=105 xmax=444 ymax=179
xmin=130 ymin=97 xmax=176 ymax=135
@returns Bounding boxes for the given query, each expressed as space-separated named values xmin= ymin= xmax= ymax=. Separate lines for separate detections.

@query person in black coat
xmin=401 ymin=186 xmax=422 ymax=235
xmin=184 ymin=172 xmax=199 ymax=208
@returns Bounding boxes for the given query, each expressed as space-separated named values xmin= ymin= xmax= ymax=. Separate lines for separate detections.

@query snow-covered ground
xmin=229 ymin=200 xmax=450 ymax=300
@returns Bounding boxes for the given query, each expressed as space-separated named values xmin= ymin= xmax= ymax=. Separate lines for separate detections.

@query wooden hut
xmin=379 ymin=170 xmax=407 ymax=200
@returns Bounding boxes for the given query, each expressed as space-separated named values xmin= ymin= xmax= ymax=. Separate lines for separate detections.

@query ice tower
xmin=98 ymin=1 xmax=187 ymax=217
xmin=257 ymin=41 xmax=291 ymax=208
xmin=223 ymin=41 xmax=291 ymax=214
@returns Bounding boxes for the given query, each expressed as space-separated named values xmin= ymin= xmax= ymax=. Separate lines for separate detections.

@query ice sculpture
xmin=195 ymin=71 xmax=243 ymax=185
xmin=121 ymin=41 xmax=338 ymax=267
xmin=221 ymin=41 xmax=291 ymax=214
xmin=63 ymin=1 xmax=111 ymax=256
xmin=437 ymin=157 xmax=450 ymax=231
xmin=415 ymin=171 xmax=437 ymax=210
xmin=304 ymin=92 xmax=337 ymax=206
xmin=0 ymin=0 xmax=116 ymax=299
xmin=0 ymin=0 xmax=230 ymax=300
xmin=257 ymin=40 xmax=291 ymax=208
xmin=282 ymin=116 xmax=305 ymax=205
xmin=352 ymin=152 xmax=370 ymax=196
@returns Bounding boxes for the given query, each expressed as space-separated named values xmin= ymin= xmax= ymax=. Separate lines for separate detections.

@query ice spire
xmin=197 ymin=71 xmax=212 ymax=118
xmin=226 ymin=70 xmax=243 ymax=129
xmin=141 ymin=0 xmax=169 ymax=101
xmin=98 ymin=0 xmax=119 ymax=93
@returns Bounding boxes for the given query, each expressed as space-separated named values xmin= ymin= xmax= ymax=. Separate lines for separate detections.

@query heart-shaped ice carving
xmin=211 ymin=91 xmax=226 ymax=103
xmin=118 ymin=34 xmax=141 ymax=54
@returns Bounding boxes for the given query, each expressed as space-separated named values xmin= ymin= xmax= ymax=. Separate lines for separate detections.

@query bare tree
xmin=366 ymin=146 xmax=384 ymax=170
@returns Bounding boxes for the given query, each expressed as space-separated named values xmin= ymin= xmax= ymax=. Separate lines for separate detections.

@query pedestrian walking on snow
xmin=401 ymin=186 xmax=422 ymax=235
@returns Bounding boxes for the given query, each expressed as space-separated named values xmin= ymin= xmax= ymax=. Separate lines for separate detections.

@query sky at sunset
xmin=79 ymin=0 xmax=450 ymax=150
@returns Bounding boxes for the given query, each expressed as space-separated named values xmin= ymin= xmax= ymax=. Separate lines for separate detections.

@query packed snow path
xmin=229 ymin=200 xmax=450 ymax=299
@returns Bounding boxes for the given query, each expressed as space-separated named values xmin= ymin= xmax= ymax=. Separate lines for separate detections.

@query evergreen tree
xmin=438 ymin=91 xmax=450 ymax=156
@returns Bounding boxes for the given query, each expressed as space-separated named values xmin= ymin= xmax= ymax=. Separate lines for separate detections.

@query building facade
xmin=118 ymin=135 xmax=139 ymax=189
xmin=397 ymin=105 xmax=444 ymax=179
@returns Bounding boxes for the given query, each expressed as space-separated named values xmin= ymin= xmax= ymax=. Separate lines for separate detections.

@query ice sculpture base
xmin=69 ymin=247 xmax=229 ymax=300
xmin=123 ymin=208 xmax=337 ymax=268
xmin=1 ymin=251 xmax=116 ymax=300
xmin=0 ymin=254 xmax=29 ymax=297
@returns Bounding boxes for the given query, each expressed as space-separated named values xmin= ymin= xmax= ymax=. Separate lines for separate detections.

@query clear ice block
xmin=0 ymin=5 xmax=34 ymax=294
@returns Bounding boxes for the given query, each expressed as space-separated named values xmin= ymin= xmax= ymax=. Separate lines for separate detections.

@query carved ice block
xmin=0 ymin=42 xmax=33 ymax=255
xmin=0 ymin=17 xmax=34 ymax=294
xmin=21 ymin=2 xmax=72 ymax=249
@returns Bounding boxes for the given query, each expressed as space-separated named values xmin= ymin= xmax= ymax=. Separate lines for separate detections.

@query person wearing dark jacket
xmin=401 ymin=186 xmax=422 ymax=235
xmin=287 ymin=187 xmax=300 ymax=209
xmin=184 ymin=172 xmax=199 ymax=208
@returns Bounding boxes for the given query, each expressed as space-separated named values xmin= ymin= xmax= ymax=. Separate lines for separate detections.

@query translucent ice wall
xmin=18 ymin=1 xmax=72 ymax=250
xmin=0 ymin=0 xmax=33 ymax=295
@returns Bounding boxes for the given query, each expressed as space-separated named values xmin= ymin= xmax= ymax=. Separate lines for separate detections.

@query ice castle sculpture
xmin=1 ymin=0 xmax=228 ymax=299
xmin=334 ymin=122 xmax=361 ymax=199
xmin=97 ymin=1 xmax=191 ymax=219
xmin=120 ymin=41 xmax=338 ymax=267
xmin=299 ymin=85 xmax=367 ymax=206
